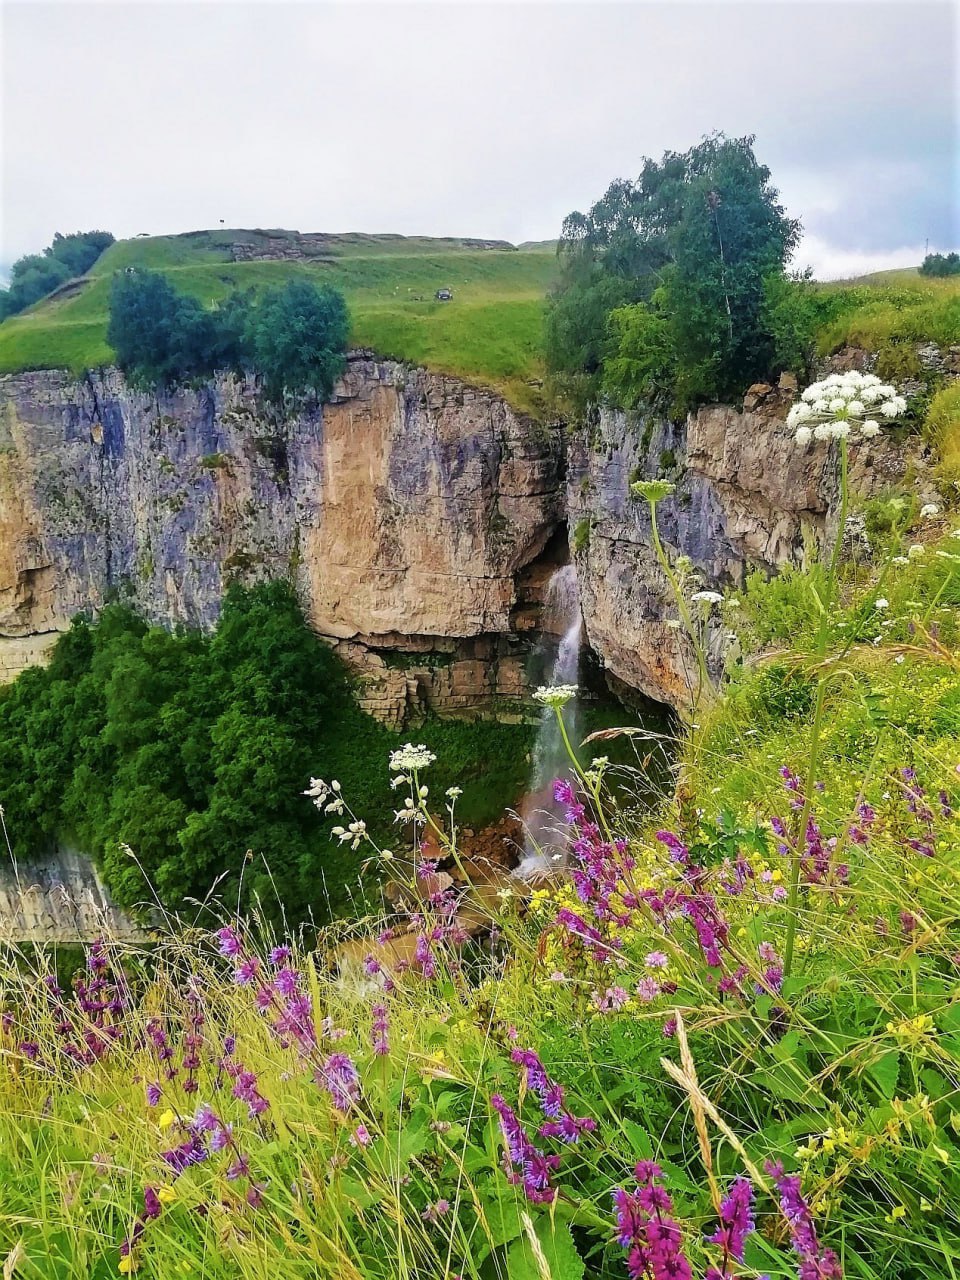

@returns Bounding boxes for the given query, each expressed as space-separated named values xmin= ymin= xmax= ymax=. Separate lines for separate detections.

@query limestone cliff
xmin=0 ymin=355 xmax=564 ymax=723
xmin=567 ymin=375 xmax=936 ymax=705
xmin=0 ymin=351 xmax=946 ymax=722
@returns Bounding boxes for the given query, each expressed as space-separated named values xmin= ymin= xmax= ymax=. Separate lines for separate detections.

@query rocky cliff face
xmin=0 ymin=355 xmax=564 ymax=723
xmin=0 ymin=847 xmax=148 ymax=942
xmin=567 ymin=375 xmax=935 ymax=705
xmin=0 ymin=353 xmax=943 ymax=721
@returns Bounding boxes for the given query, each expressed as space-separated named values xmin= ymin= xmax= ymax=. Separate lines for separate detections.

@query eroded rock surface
xmin=568 ymin=377 xmax=936 ymax=706
xmin=0 ymin=356 xmax=564 ymax=725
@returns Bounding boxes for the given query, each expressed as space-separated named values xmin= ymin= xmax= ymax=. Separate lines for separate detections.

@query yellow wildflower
xmin=157 ymin=1187 xmax=177 ymax=1205
xmin=158 ymin=1109 xmax=175 ymax=1130
xmin=118 ymin=1259 xmax=135 ymax=1275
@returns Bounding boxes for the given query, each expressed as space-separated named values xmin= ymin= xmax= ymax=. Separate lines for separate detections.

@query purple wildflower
xmin=766 ymin=1161 xmax=843 ymax=1280
xmin=217 ymin=927 xmax=242 ymax=959
xmin=613 ymin=1162 xmax=693 ymax=1280
xmin=371 ymin=1002 xmax=390 ymax=1056
xmin=491 ymin=1094 xmax=559 ymax=1204
xmin=318 ymin=1052 xmax=361 ymax=1112
xmin=706 ymin=1176 xmax=755 ymax=1263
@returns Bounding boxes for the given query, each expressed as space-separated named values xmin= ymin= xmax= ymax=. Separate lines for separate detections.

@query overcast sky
xmin=2 ymin=0 xmax=957 ymax=278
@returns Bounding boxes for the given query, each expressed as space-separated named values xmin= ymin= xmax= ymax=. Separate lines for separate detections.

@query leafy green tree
xmin=248 ymin=279 xmax=349 ymax=402
xmin=548 ymin=133 xmax=802 ymax=411
xmin=0 ymin=231 xmax=114 ymax=320
xmin=0 ymin=255 xmax=70 ymax=320
xmin=920 ymin=251 xmax=960 ymax=278
xmin=107 ymin=269 xmax=213 ymax=386
xmin=602 ymin=296 xmax=676 ymax=408
xmin=46 ymin=231 xmax=115 ymax=277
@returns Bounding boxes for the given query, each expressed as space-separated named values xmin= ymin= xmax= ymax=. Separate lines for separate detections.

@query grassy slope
xmin=0 ymin=230 xmax=559 ymax=413
xmin=814 ymin=269 xmax=960 ymax=353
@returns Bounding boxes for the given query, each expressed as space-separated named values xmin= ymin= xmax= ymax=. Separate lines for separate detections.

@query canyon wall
xmin=0 ymin=354 xmax=565 ymax=725
xmin=1 ymin=356 xmax=941 ymax=718
xmin=567 ymin=375 xmax=936 ymax=705
xmin=0 ymin=847 xmax=148 ymax=943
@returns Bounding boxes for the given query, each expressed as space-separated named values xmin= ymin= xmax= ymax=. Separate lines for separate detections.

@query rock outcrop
xmin=567 ymin=375 xmax=936 ymax=705
xmin=0 ymin=348 xmax=949 ymax=720
xmin=0 ymin=847 xmax=148 ymax=942
xmin=0 ymin=355 xmax=564 ymax=725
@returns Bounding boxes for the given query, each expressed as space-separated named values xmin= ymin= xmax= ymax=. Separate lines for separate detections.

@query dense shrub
xmin=0 ymin=582 xmax=533 ymax=923
xmin=248 ymin=279 xmax=349 ymax=401
xmin=920 ymin=251 xmax=960 ymax=277
xmin=0 ymin=230 xmax=114 ymax=319
xmin=107 ymin=270 xmax=348 ymax=399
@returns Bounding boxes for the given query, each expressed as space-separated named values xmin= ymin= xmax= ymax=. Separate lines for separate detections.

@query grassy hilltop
xmin=3 ymin=227 xmax=959 ymax=420
xmin=0 ymin=229 xmax=559 ymax=414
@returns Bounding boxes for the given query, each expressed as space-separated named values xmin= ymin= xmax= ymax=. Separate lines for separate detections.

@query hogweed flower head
xmin=630 ymin=479 xmax=676 ymax=505
xmin=389 ymin=744 xmax=437 ymax=773
xmin=789 ymin=373 xmax=905 ymax=445
xmin=533 ymin=684 xmax=578 ymax=708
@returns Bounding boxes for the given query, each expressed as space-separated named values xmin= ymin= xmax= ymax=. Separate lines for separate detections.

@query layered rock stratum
xmin=1 ymin=356 xmax=940 ymax=715
xmin=0 ymin=354 xmax=564 ymax=725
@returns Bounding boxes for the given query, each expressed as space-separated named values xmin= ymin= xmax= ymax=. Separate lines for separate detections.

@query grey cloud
xmin=1 ymin=1 xmax=956 ymax=270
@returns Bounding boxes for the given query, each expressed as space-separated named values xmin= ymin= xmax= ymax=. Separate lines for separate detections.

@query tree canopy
xmin=107 ymin=271 xmax=349 ymax=400
xmin=546 ymin=134 xmax=805 ymax=412
xmin=0 ymin=230 xmax=114 ymax=321
xmin=0 ymin=583 xmax=534 ymax=924
xmin=920 ymin=252 xmax=960 ymax=278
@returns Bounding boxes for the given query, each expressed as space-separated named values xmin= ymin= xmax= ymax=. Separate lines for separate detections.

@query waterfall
xmin=517 ymin=564 xmax=582 ymax=877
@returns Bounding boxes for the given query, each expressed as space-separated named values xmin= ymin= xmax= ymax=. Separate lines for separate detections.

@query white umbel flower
xmin=389 ymin=744 xmax=437 ymax=773
xmin=789 ymin=375 xmax=905 ymax=446
xmin=874 ymin=598 xmax=889 ymax=610
xmin=532 ymin=684 xmax=578 ymax=708
xmin=690 ymin=590 xmax=723 ymax=605
xmin=920 ymin=503 xmax=939 ymax=519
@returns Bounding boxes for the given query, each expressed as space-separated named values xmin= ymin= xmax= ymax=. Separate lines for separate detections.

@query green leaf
xmin=505 ymin=1219 xmax=585 ymax=1280
xmin=867 ymin=1050 xmax=900 ymax=1099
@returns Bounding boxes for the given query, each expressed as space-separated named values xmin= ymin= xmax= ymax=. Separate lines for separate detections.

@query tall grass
xmin=4 ymin=511 xmax=960 ymax=1278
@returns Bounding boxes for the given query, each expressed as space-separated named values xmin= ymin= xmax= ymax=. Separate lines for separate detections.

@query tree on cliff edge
xmin=248 ymin=279 xmax=349 ymax=402
xmin=546 ymin=133 xmax=802 ymax=411
xmin=107 ymin=271 xmax=349 ymax=399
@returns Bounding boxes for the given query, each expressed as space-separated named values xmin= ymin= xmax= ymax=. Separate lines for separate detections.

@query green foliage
xmin=0 ymin=230 xmax=113 ymax=320
xmin=107 ymin=270 xmax=222 ymax=387
xmin=874 ymin=339 xmax=923 ymax=382
xmin=920 ymin=251 xmax=960 ymax=277
xmin=0 ymin=584 xmax=534 ymax=922
xmin=107 ymin=271 xmax=348 ymax=399
xmin=550 ymin=133 xmax=801 ymax=410
xmin=248 ymin=279 xmax=348 ymax=401
xmin=924 ymin=381 xmax=960 ymax=481
xmin=759 ymin=271 xmax=820 ymax=379
xmin=0 ymin=232 xmax=557 ymax=413
xmin=572 ymin=517 xmax=591 ymax=553
xmin=602 ymin=299 xmax=676 ymax=409
xmin=814 ymin=273 xmax=960 ymax=354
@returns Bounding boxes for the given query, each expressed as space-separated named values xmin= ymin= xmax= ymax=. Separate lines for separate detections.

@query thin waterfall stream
xmin=517 ymin=563 xmax=583 ymax=877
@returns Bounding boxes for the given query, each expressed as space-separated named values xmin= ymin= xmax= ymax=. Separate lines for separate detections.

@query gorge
xmin=0 ymin=346 xmax=943 ymax=939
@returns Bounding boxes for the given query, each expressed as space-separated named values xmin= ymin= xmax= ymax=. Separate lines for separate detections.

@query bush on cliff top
xmin=0 ymin=230 xmax=114 ymax=321
xmin=107 ymin=270 xmax=349 ymax=400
